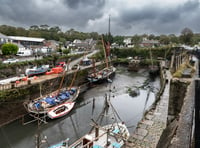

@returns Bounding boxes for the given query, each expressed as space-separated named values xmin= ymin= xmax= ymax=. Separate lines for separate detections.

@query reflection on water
xmin=0 ymin=67 xmax=160 ymax=148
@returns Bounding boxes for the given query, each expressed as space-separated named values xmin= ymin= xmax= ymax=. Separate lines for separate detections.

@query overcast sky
xmin=0 ymin=0 xmax=199 ymax=36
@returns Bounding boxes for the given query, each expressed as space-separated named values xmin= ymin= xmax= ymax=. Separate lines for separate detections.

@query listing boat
xmin=47 ymin=102 xmax=75 ymax=119
xmin=88 ymin=66 xmax=116 ymax=83
xmin=87 ymin=36 xmax=116 ymax=84
xmin=24 ymin=86 xmax=80 ymax=114
xmin=148 ymin=48 xmax=159 ymax=77
xmin=25 ymin=65 xmax=50 ymax=77
xmin=49 ymin=122 xmax=130 ymax=148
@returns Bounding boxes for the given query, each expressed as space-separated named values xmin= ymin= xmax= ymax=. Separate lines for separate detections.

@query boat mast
xmin=58 ymin=59 xmax=71 ymax=94
xmin=102 ymin=36 xmax=109 ymax=68
xmin=150 ymin=48 xmax=154 ymax=67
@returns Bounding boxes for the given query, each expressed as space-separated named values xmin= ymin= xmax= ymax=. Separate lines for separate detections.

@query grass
xmin=173 ymin=61 xmax=195 ymax=78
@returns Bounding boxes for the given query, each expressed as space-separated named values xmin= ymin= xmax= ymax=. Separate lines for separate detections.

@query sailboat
xmin=49 ymin=86 xmax=130 ymax=148
xmin=149 ymin=48 xmax=159 ymax=77
xmin=87 ymin=36 xmax=116 ymax=84
xmin=24 ymin=61 xmax=80 ymax=117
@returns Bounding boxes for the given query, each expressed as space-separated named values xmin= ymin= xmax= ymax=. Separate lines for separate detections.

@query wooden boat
xmin=49 ymin=122 xmax=130 ymax=148
xmin=87 ymin=36 xmax=116 ymax=84
xmin=88 ymin=66 xmax=116 ymax=83
xmin=47 ymin=102 xmax=75 ymax=119
xmin=149 ymin=65 xmax=159 ymax=76
xmin=148 ymin=48 xmax=159 ymax=77
xmin=24 ymin=86 xmax=80 ymax=114
xmin=25 ymin=65 xmax=50 ymax=77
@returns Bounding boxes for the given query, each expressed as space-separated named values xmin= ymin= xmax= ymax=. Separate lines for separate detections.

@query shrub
xmin=1 ymin=43 xmax=18 ymax=55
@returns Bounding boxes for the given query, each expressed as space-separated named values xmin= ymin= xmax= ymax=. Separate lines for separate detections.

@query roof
xmin=141 ymin=40 xmax=159 ymax=44
xmin=8 ymin=36 xmax=45 ymax=42
xmin=0 ymin=33 xmax=8 ymax=39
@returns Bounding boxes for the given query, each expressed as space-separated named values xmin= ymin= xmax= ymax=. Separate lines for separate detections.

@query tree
xmin=1 ymin=43 xmax=18 ymax=55
xmin=113 ymin=36 xmax=124 ymax=46
xmin=62 ymin=49 xmax=70 ymax=55
xmin=132 ymin=35 xmax=142 ymax=46
xmin=159 ymin=35 xmax=170 ymax=45
xmin=180 ymin=27 xmax=193 ymax=45
xmin=40 ymin=24 xmax=49 ymax=30
xmin=29 ymin=25 xmax=39 ymax=30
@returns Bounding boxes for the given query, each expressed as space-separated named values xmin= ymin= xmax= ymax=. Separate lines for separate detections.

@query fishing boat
xmin=49 ymin=122 xmax=130 ymax=148
xmin=87 ymin=36 xmax=116 ymax=84
xmin=88 ymin=66 xmax=116 ymax=83
xmin=24 ymin=86 xmax=80 ymax=114
xmin=25 ymin=65 xmax=50 ymax=77
xmin=47 ymin=102 xmax=75 ymax=119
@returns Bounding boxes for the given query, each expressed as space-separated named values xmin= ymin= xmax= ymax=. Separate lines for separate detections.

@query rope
xmin=69 ymin=68 xmax=78 ymax=89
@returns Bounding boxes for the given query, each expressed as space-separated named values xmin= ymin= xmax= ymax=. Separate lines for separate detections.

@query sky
xmin=0 ymin=0 xmax=200 ymax=36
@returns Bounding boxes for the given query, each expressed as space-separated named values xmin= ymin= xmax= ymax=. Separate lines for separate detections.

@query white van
xmin=16 ymin=50 xmax=33 ymax=56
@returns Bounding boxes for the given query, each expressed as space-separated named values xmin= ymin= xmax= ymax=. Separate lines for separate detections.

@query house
xmin=67 ymin=38 xmax=96 ymax=50
xmin=44 ymin=40 xmax=59 ymax=50
xmin=123 ymin=38 xmax=132 ymax=45
xmin=123 ymin=37 xmax=134 ymax=48
xmin=140 ymin=38 xmax=160 ymax=47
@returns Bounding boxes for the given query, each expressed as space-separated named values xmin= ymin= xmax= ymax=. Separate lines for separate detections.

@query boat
xmin=87 ymin=36 xmax=116 ymax=84
xmin=49 ymin=85 xmax=130 ymax=148
xmin=128 ymin=57 xmax=141 ymax=72
xmin=47 ymin=102 xmax=75 ymax=119
xmin=24 ymin=57 xmax=80 ymax=116
xmin=149 ymin=65 xmax=159 ymax=76
xmin=49 ymin=122 xmax=130 ymax=148
xmin=148 ymin=48 xmax=159 ymax=77
xmin=25 ymin=65 xmax=50 ymax=77
xmin=88 ymin=66 xmax=116 ymax=83
xmin=24 ymin=86 xmax=79 ymax=114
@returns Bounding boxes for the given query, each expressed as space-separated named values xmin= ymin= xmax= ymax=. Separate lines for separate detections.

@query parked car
xmin=2 ymin=58 xmax=19 ymax=64
xmin=71 ymin=64 xmax=80 ymax=70
xmin=56 ymin=62 xmax=66 ymax=68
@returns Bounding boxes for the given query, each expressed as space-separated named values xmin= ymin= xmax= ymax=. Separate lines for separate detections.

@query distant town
xmin=0 ymin=25 xmax=200 ymax=60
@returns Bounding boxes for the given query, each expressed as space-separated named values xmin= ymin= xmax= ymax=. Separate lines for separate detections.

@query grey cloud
xmin=0 ymin=0 xmax=199 ymax=35
xmin=115 ymin=0 xmax=200 ymax=34
xmin=63 ymin=0 xmax=105 ymax=9
xmin=0 ymin=0 xmax=106 ymax=29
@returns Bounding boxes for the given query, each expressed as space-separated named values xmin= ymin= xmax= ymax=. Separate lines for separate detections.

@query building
xmin=66 ymin=38 xmax=96 ymax=50
xmin=123 ymin=37 xmax=134 ymax=48
xmin=0 ymin=33 xmax=10 ymax=45
xmin=140 ymin=38 xmax=160 ymax=47
xmin=8 ymin=36 xmax=45 ymax=48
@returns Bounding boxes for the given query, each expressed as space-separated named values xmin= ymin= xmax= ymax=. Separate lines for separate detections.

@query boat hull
xmin=25 ymin=65 xmax=49 ymax=77
xmin=47 ymin=102 xmax=75 ymax=119
xmin=24 ymin=87 xmax=80 ymax=114
xmin=88 ymin=66 xmax=116 ymax=84
xmin=49 ymin=122 xmax=130 ymax=148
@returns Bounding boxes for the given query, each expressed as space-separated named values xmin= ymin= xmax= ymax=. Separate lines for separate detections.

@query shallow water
xmin=0 ymin=67 xmax=160 ymax=148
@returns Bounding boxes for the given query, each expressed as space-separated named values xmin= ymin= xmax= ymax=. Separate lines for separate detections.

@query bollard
xmin=11 ymin=81 xmax=15 ymax=89
xmin=28 ymin=80 xmax=31 ymax=85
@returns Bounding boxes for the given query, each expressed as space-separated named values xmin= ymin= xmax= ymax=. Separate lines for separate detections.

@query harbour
xmin=0 ymin=66 xmax=160 ymax=148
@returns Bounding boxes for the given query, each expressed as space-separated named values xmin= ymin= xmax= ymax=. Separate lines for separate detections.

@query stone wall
xmin=168 ymin=79 xmax=190 ymax=122
xmin=168 ymin=80 xmax=195 ymax=148
xmin=0 ymin=68 xmax=89 ymax=126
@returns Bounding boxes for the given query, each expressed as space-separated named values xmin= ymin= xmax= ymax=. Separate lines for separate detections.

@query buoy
xmin=107 ymin=78 xmax=112 ymax=83
xmin=22 ymin=77 xmax=28 ymax=81
xmin=33 ymin=76 xmax=38 ymax=80
xmin=16 ymin=80 xmax=20 ymax=84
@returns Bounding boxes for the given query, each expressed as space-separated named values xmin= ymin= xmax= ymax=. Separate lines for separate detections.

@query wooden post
xmin=95 ymin=127 xmax=99 ymax=141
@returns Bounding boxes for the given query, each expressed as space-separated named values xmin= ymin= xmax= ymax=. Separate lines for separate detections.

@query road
xmin=0 ymin=50 xmax=99 ymax=85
